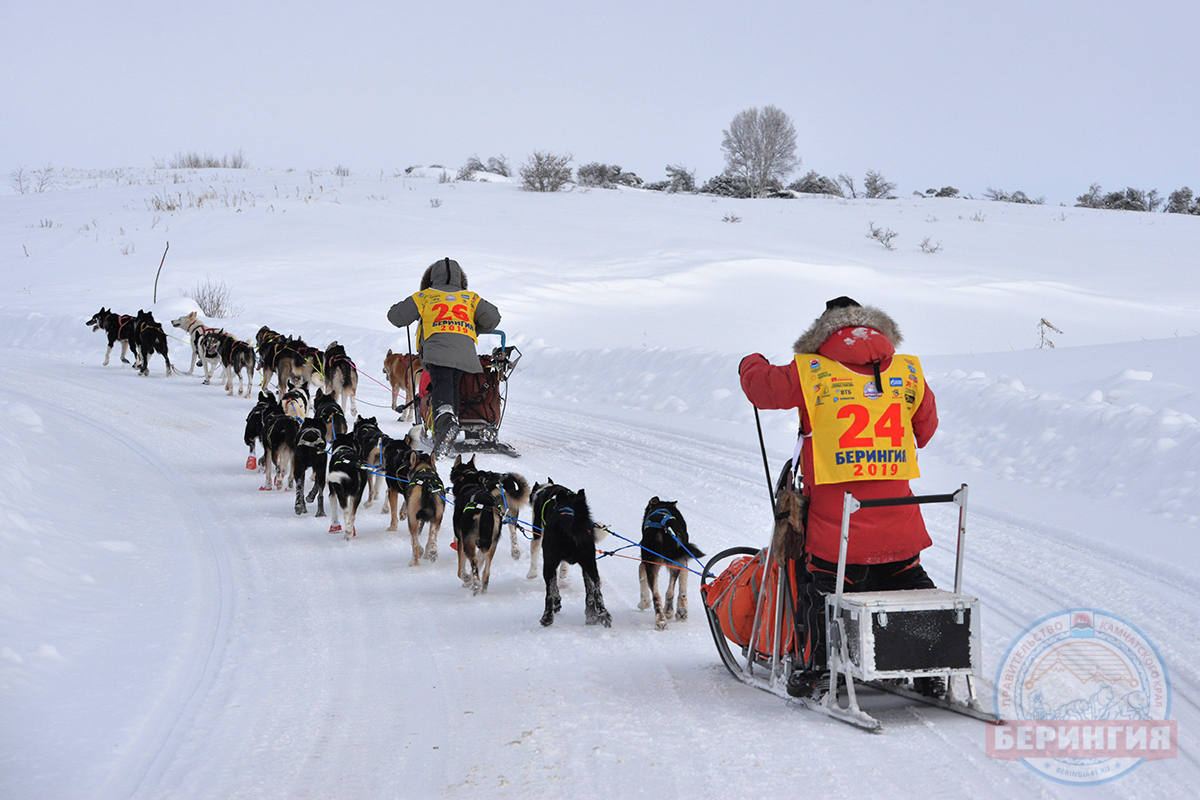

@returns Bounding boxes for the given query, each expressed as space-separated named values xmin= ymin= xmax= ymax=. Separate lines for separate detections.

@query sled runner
xmin=701 ymin=484 xmax=1000 ymax=732
xmin=416 ymin=331 xmax=521 ymax=458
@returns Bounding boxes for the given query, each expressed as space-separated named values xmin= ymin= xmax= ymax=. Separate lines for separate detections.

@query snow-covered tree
xmin=720 ymin=105 xmax=800 ymax=198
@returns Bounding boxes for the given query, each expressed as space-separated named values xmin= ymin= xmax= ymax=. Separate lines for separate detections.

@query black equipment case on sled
xmin=417 ymin=330 xmax=522 ymax=457
xmin=701 ymin=484 xmax=1000 ymax=732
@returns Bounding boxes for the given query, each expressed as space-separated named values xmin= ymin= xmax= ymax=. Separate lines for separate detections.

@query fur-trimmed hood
xmin=792 ymin=302 xmax=903 ymax=355
xmin=420 ymin=258 xmax=468 ymax=290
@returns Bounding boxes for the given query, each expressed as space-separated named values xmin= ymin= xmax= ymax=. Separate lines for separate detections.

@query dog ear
xmin=649 ymin=495 xmax=659 ymax=505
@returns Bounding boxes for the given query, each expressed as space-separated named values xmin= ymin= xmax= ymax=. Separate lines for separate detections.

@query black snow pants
xmin=794 ymin=553 xmax=936 ymax=672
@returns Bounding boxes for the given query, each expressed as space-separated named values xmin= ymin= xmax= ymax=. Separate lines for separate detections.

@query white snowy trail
xmin=2 ymin=350 xmax=1196 ymax=799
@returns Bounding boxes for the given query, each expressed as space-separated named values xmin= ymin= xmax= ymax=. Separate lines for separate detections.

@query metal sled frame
xmin=703 ymin=484 xmax=1000 ymax=732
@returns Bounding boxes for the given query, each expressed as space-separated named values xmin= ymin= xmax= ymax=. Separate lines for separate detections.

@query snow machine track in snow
xmin=701 ymin=485 xmax=1001 ymax=732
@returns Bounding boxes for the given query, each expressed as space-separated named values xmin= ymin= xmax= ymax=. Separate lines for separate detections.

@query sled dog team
xmin=86 ymin=308 xmax=705 ymax=629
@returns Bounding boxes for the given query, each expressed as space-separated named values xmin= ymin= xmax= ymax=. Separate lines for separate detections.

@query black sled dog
xmin=244 ymin=391 xmax=282 ymax=470
xmin=403 ymin=450 xmax=445 ymax=565
xmin=637 ymin=498 xmax=704 ymax=631
xmin=380 ymin=432 xmax=414 ymax=533
xmin=219 ymin=335 xmax=256 ymax=396
xmin=86 ymin=308 xmax=140 ymax=367
xmin=326 ymin=433 xmax=367 ymax=540
xmin=133 ymin=310 xmax=173 ymax=376
xmin=323 ymin=341 xmax=359 ymax=419
xmin=282 ymin=380 xmax=310 ymax=420
xmin=530 ymin=480 xmax=612 ymax=628
xmin=449 ymin=457 xmax=504 ymax=594
xmin=351 ymin=416 xmax=385 ymax=508
xmin=259 ymin=411 xmax=300 ymax=492
xmin=313 ymin=388 xmax=348 ymax=444
xmin=293 ymin=417 xmax=327 ymax=517
xmin=452 ymin=455 xmax=531 ymax=564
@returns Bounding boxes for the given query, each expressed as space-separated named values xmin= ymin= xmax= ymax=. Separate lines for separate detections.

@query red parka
xmin=739 ymin=302 xmax=938 ymax=565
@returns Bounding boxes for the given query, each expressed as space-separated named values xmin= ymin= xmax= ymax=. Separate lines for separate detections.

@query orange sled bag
xmin=703 ymin=549 xmax=798 ymax=657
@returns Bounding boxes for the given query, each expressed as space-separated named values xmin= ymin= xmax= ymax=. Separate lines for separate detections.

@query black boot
xmin=913 ymin=675 xmax=946 ymax=699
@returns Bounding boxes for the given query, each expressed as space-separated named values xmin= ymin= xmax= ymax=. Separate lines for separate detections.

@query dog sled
xmin=416 ymin=331 xmax=522 ymax=458
xmin=701 ymin=481 xmax=1000 ymax=732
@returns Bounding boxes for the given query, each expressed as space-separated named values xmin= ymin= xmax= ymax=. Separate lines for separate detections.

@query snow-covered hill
xmin=1 ymin=168 xmax=1197 ymax=798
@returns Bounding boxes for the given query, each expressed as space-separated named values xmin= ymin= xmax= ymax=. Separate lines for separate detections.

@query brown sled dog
xmin=383 ymin=350 xmax=423 ymax=422
xmin=403 ymin=450 xmax=445 ymax=566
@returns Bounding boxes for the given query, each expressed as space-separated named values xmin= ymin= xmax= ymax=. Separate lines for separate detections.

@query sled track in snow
xmin=6 ymin=377 xmax=237 ymax=799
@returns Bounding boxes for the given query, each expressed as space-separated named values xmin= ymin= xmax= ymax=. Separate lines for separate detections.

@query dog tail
xmin=500 ymin=473 xmax=530 ymax=504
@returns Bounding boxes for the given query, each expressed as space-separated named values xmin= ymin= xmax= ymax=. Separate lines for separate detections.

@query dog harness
xmin=410 ymin=465 xmax=444 ymax=494
xmin=643 ymin=507 xmax=676 ymax=530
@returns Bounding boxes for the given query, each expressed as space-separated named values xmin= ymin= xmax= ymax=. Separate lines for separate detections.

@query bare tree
xmin=720 ymin=105 xmax=800 ymax=198
xmin=9 ymin=164 xmax=30 ymax=194
xmin=863 ymin=169 xmax=896 ymax=199
xmin=836 ymin=172 xmax=858 ymax=198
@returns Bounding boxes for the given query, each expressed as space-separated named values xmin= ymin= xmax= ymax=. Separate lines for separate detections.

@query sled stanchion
xmin=953 ymin=484 xmax=968 ymax=595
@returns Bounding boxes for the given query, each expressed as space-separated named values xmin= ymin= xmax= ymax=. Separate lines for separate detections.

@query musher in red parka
xmin=738 ymin=295 xmax=942 ymax=697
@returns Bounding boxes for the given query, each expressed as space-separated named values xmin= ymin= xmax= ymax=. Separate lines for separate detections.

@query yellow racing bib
xmin=412 ymin=289 xmax=482 ymax=345
xmin=796 ymin=354 xmax=925 ymax=484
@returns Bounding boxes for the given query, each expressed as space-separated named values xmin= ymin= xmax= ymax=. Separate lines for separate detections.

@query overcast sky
xmin=3 ymin=0 xmax=1198 ymax=205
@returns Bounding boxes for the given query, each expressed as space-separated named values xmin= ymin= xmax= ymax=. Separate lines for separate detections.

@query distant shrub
xmin=644 ymin=164 xmax=697 ymax=193
xmin=836 ymin=172 xmax=858 ymax=198
xmin=576 ymin=162 xmax=642 ymax=188
xmin=519 ymin=151 xmax=573 ymax=192
xmin=867 ymin=220 xmax=898 ymax=250
xmin=699 ymin=173 xmax=752 ymax=198
xmin=984 ymin=187 xmax=1045 ymax=204
xmin=1076 ymin=183 xmax=1162 ymax=212
xmin=863 ymin=169 xmax=897 ymax=199
xmin=918 ymin=186 xmax=959 ymax=198
xmin=459 ymin=154 xmax=513 ymax=181
xmin=10 ymin=163 xmax=58 ymax=194
xmin=788 ymin=170 xmax=843 ymax=196
xmin=457 ymin=157 xmax=484 ymax=181
xmin=8 ymin=164 xmax=29 ymax=194
xmin=1166 ymin=186 xmax=1200 ymax=215
xmin=185 ymin=277 xmax=242 ymax=318
xmin=1075 ymin=183 xmax=1104 ymax=208
xmin=165 ymin=150 xmax=248 ymax=169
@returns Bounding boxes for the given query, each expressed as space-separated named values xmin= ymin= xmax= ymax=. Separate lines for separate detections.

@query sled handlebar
xmin=852 ymin=488 xmax=965 ymax=509
xmin=839 ymin=484 xmax=969 ymax=595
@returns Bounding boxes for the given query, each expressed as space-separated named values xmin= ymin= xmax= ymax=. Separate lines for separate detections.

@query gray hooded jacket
xmin=387 ymin=258 xmax=501 ymax=373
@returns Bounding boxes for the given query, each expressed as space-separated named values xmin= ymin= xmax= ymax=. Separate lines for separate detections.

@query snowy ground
xmin=1 ymin=168 xmax=1198 ymax=798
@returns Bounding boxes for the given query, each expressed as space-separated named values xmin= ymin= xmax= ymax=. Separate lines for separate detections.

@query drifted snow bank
xmin=928 ymin=354 xmax=1200 ymax=524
